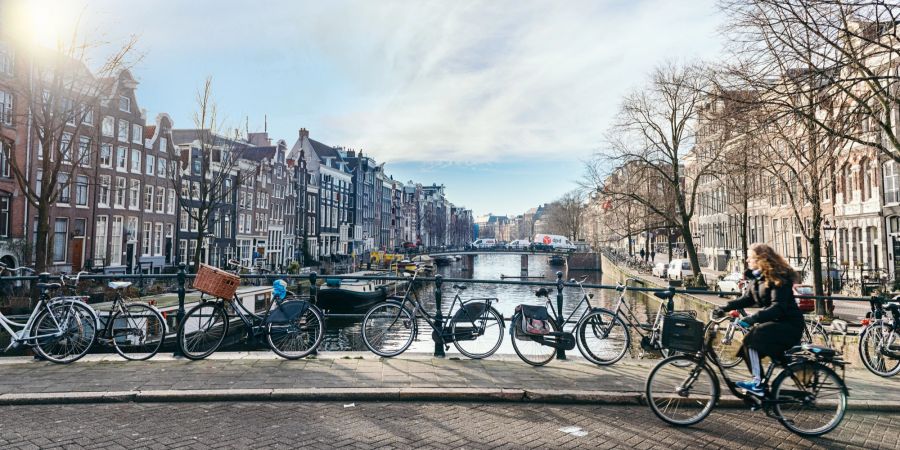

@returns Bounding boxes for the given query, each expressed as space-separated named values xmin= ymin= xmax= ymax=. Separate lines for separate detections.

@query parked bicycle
xmin=59 ymin=271 xmax=167 ymax=361
xmin=645 ymin=310 xmax=848 ymax=437
xmin=361 ymin=270 xmax=504 ymax=358
xmin=177 ymin=261 xmax=325 ymax=360
xmin=0 ymin=263 xmax=98 ymax=363
xmin=858 ymin=295 xmax=900 ymax=377
xmin=569 ymin=278 xmax=690 ymax=366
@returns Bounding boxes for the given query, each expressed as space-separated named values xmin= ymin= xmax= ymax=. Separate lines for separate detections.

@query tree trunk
xmin=681 ymin=216 xmax=706 ymax=287
xmin=32 ymin=205 xmax=51 ymax=308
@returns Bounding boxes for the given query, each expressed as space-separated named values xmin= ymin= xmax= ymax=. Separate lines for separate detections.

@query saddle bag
xmin=451 ymin=302 xmax=488 ymax=323
xmin=515 ymin=304 xmax=552 ymax=336
xmin=266 ymin=300 xmax=310 ymax=324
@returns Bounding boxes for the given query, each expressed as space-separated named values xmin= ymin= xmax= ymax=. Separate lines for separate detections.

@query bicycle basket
xmin=193 ymin=264 xmax=240 ymax=300
xmin=662 ymin=314 xmax=704 ymax=353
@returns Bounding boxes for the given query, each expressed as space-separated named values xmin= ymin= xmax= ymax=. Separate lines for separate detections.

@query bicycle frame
xmin=400 ymin=286 xmax=498 ymax=341
xmin=0 ymin=296 xmax=84 ymax=349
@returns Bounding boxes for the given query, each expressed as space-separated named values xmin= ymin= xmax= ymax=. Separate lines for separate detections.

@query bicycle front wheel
xmin=510 ymin=313 xmax=559 ymax=366
xmin=362 ymin=302 xmax=416 ymax=357
xmin=451 ymin=306 xmax=504 ymax=359
xmin=858 ymin=324 xmax=900 ymax=377
xmin=177 ymin=302 xmax=228 ymax=360
xmin=802 ymin=320 xmax=831 ymax=348
xmin=645 ymin=355 xmax=719 ymax=427
xmin=32 ymin=301 xmax=98 ymax=364
xmin=267 ymin=303 xmax=325 ymax=360
xmin=712 ymin=324 xmax=746 ymax=369
xmin=576 ymin=308 xmax=629 ymax=365
xmin=110 ymin=303 xmax=166 ymax=361
xmin=772 ymin=361 xmax=847 ymax=437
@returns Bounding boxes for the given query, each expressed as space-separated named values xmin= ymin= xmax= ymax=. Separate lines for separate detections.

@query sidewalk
xmin=0 ymin=352 xmax=894 ymax=410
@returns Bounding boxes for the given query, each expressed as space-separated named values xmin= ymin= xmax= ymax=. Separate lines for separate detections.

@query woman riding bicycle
xmin=715 ymin=243 xmax=804 ymax=396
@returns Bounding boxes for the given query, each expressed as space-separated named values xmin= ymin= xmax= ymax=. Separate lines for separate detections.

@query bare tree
xmin=167 ymin=78 xmax=245 ymax=270
xmin=543 ymin=190 xmax=587 ymax=242
xmin=584 ymin=62 xmax=718 ymax=286
xmin=0 ymin=22 xmax=135 ymax=272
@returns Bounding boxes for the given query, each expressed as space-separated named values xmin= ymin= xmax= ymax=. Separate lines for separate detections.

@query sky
xmin=6 ymin=0 xmax=726 ymax=216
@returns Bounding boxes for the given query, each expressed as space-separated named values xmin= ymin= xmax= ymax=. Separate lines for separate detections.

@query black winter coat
xmin=722 ymin=276 xmax=804 ymax=328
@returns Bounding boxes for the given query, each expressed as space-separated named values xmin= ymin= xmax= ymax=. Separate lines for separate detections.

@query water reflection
xmin=320 ymin=253 xmax=664 ymax=356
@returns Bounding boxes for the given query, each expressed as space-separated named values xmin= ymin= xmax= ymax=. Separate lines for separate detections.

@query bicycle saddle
xmin=653 ymin=291 xmax=674 ymax=300
xmin=36 ymin=282 xmax=61 ymax=291
xmin=786 ymin=343 xmax=836 ymax=358
xmin=453 ymin=285 xmax=467 ymax=290
xmin=108 ymin=281 xmax=132 ymax=290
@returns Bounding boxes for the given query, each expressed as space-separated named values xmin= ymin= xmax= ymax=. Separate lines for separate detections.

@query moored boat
xmin=316 ymin=273 xmax=390 ymax=314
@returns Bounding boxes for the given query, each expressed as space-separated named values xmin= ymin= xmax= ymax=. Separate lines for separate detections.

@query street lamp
xmin=822 ymin=220 xmax=838 ymax=316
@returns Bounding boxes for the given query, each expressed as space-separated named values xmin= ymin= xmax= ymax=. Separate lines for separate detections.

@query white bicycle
xmin=0 ymin=263 xmax=98 ymax=363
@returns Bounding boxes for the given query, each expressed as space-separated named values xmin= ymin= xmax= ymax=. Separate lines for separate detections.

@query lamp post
xmin=823 ymin=221 xmax=838 ymax=317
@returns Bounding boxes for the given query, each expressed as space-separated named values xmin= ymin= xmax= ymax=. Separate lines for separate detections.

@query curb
xmin=0 ymin=388 xmax=895 ymax=411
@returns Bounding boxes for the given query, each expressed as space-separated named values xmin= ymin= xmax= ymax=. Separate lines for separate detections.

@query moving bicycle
xmin=176 ymin=261 xmax=325 ymax=360
xmin=0 ymin=263 xmax=98 ymax=363
xmin=361 ymin=269 xmax=504 ymax=359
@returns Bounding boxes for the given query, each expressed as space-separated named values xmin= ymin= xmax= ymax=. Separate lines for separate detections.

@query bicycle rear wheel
xmin=645 ymin=355 xmax=719 ymax=427
xmin=110 ymin=303 xmax=166 ymax=361
xmin=32 ymin=301 xmax=98 ymax=364
xmin=267 ymin=303 xmax=325 ymax=360
xmin=510 ymin=313 xmax=558 ymax=366
xmin=858 ymin=324 xmax=900 ymax=377
xmin=576 ymin=308 xmax=629 ymax=365
xmin=772 ymin=361 xmax=847 ymax=437
xmin=451 ymin=306 xmax=504 ymax=359
xmin=361 ymin=302 xmax=415 ymax=357
xmin=177 ymin=302 xmax=228 ymax=360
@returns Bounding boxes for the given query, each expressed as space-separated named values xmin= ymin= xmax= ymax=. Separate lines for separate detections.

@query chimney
xmin=299 ymin=128 xmax=309 ymax=140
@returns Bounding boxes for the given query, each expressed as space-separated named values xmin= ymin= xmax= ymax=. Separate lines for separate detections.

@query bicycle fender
xmin=785 ymin=361 xmax=850 ymax=396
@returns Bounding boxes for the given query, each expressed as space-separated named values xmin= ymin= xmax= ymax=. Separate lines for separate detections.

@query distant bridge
xmin=424 ymin=249 xmax=570 ymax=257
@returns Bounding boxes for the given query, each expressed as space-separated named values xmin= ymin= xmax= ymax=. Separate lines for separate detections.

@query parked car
xmin=652 ymin=262 xmax=668 ymax=278
xmin=716 ymin=272 xmax=745 ymax=297
xmin=794 ymin=284 xmax=816 ymax=313
xmin=471 ymin=238 xmax=497 ymax=249
xmin=667 ymin=259 xmax=695 ymax=281
xmin=507 ymin=239 xmax=531 ymax=249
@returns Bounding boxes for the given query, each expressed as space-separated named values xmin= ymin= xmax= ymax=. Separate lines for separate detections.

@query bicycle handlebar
xmin=0 ymin=262 xmax=36 ymax=275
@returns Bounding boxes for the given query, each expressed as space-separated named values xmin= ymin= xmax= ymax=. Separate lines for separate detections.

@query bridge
xmin=416 ymin=247 xmax=601 ymax=271
xmin=424 ymin=249 xmax=569 ymax=257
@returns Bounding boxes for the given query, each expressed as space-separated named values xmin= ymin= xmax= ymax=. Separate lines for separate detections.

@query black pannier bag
xmin=266 ymin=300 xmax=310 ymax=324
xmin=515 ymin=304 xmax=552 ymax=336
xmin=451 ymin=302 xmax=488 ymax=323
xmin=661 ymin=313 xmax=704 ymax=353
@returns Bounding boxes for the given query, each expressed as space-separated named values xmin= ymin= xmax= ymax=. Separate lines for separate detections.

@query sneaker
xmin=736 ymin=380 xmax=764 ymax=396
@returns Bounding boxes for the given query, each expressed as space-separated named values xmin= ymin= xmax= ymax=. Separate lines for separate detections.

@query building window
xmin=118 ymin=119 xmax=129 ymax=142
xmin=116 ymin=146 xmax=127 ymax=170
xmin=0 ymin=90 xmax=11 ymax=125
xmin=154 ymin=223 xmax=163 ymax=256
xmin=53 ymin=218 xmax=68 ymax=262
xmin=167 ymin=189 xmax=175 ymax=214
xmin=0 ymin=196 xmax=9 ymax=237
xmin=129 ymin=179 xmax=140 ymax=210
xmin=130 ymin=148 xmax=141 ymax=173
xmin=155 ymin=186 xmax=165 ymax=212
xmin=61 ymin=133 xmax=72 ymax=163
xmin=885 ymin=161 xmax=900 ymax=204
xmin=146 ymin=154 xmax=155 ymax=175
xmin=159 ymin=137 xmax=167 ymax=152
xmin=95 ymin=216 xmax=108 ymax=262
xmin=114 ymin=177 xmax=126 ymax=208
xmin=119 ymin=96 xmax=130 ymax=112
xmin=75 ymin=175 xmax=88 ymax=206
xmin=142 ymin=222 xmax=152 ymax=256
xmin=0 ymin=44 xmax=12 ymax=75
xmin=77 ymin=137 xmax=90 ymax=166
xmin=58 ymin=173 xmax=70 ymax=204
xmin=82 ymin=105 xmax=93 ymax=125
xmin=0 ymin=140 xmax=9 ymax=177
xmin=157 ymin=158 xmax=166 ymax=178
xmin=100 ymin=143 xmax=112 ymax=167
xmin=98 ymin=175 xmax=110 ymax=206
xmin=224 ymin=214 xmax=231 ymax=238
xmin=110 ymin=216 xmax=123 ymax=265
xmin=132 ymin=124 xmax=142 ymax=144
xmin=144 ymin=185 xmax=153 ymax=211
xmin=180 ymin=210 xmax=188 ymax=232
xmin=102 ymin=116 xmax=114 ymax=137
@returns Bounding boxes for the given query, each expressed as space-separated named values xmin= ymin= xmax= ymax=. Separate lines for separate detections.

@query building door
xmin=71 ymin=238 xmax=84 ymax=272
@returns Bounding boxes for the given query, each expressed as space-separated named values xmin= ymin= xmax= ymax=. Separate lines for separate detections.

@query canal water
xmin=321 ymin=253 xmax=666 ymax=355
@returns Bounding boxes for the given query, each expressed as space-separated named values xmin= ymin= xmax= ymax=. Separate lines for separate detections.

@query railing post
xmin=174 ymin=263 xmax=186 ymax=356
xmin=667 ymin=286 xmax=676 ymax=312
xmin=556 ymin=271 xmax=566 ymax=360
xmin=309 ymin=272 xmax=318 ymax=305
xmin=434 ymin=274 xmax=446 ymax=357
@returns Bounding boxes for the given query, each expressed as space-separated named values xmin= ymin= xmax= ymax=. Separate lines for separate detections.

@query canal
xmin=321 ymin=253 xmax=668 ymax=355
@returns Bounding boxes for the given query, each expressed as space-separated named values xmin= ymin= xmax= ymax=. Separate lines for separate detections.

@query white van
xmin=471 ymin=238 xmax=497 ymax=248
xmin=533 ymin=234 xmax=577 ymax=251
xmin=507 ymin=239 xmax=531 ymax=249
xmin=667 ymin=259 xmax=695 ymax=281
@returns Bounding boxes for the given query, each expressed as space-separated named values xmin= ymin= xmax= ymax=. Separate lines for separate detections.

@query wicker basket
xmin=193 ymin=263 xmax=240 ymax=300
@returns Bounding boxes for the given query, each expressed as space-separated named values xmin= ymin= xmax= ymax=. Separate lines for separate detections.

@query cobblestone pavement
xmin=0 ymin=353 xmax=894 ymax=407
xmin=0 ymin=402 xmax=896 ymax=449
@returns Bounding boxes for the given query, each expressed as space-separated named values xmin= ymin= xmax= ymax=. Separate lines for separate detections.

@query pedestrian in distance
xmin=640 ymin=248 xmax=646 ymax=261
xmin=650 ymin=250 xmax=656 ymax=262
xmin=713 ymin=243 xmax=804 ymax=396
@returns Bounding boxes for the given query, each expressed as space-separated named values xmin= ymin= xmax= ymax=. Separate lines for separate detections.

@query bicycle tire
xmin=576 ymin=308 xmax=630 ymax=365
xmin=645 ymin=355 xmax=719 ymax=427
xmin=32 ymin=300 xmax=98 ymax=364
xmin=772 ymin=361 xmax=847 ymax=437
xmin=802 ymin=320 xmax=831 ymax=348
xmin=361 ymin=301 xmax=416 ymax=357
xmin=177 ymin=301 xmax=229 ymax=360
xmin=858 ymin=324 xmax=900 ymax=377
xmin=110 ymin=303 xmax=166 ymax=361
xmin=510 ymin=313 xmax=559 ymax=366
xmin=712 ymin=324 xmax=746 ymax=369
xmin=450 ymin=305 xmax=504 ymax=359
xmin=267 ymin=302 xmax=325 ymax=360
